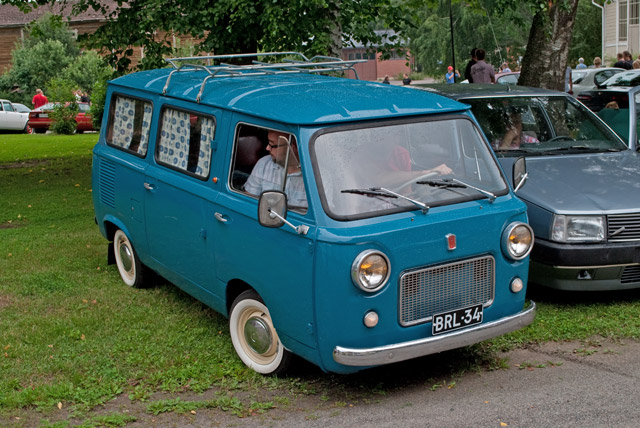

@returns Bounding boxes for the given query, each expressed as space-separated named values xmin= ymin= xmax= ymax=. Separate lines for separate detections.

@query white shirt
xmin=244 ymin=155 xmax=308 ymax=208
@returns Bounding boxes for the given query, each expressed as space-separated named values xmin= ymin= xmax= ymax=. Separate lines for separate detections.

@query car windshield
xmin=312 ymin=117 xmax=508 ymax=219
xmin=462 ymin=96 xmax=627 ymax=157
xmin=603 ymin=71 xmax=640 ymax=87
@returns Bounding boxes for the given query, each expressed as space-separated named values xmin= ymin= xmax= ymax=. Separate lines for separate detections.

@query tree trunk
xmin=519 ymin=0 xmax=580 ymax=90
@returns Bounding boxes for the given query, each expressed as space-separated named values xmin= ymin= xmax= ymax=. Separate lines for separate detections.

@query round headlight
xmin=502 ymin=222 xmax=534 ymax=261
xmin=351 ymin=250 xmax=390 ymax=293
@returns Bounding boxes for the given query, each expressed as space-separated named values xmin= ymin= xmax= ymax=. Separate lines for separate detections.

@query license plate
xmin=432 ymin=304 xmax=483 ymax=335
xmin=39 ymin=113 xmax=48 ymax=118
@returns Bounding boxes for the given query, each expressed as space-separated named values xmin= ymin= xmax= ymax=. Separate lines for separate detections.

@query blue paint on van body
xmin=93 ymin=61 xmax=534 ymax=374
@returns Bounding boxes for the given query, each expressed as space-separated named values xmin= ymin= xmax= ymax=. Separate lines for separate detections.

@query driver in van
xmin=244 ymin=130 xmax=308 ymax=208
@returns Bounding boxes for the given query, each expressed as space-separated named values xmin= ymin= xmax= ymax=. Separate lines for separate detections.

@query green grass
xmin=2 ymin=133 xmax=640 ymax=426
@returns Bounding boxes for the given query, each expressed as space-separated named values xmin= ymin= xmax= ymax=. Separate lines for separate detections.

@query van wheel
xmin=113 ymin=229 xmax=147 ymax=288
xmin=229 ymin=290 xmax=291 ymax=375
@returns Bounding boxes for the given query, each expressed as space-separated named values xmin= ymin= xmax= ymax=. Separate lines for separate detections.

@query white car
xmin=0 ymin=99 xmax=30 ymax=133
xmin=572 ymin=67 xmax=624 ymax=95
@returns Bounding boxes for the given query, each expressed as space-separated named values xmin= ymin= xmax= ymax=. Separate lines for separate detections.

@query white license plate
xmin=39 ymin=113 xmax=48 ymax=118
xmin=432 ymin=304 xmax=483 ymax=335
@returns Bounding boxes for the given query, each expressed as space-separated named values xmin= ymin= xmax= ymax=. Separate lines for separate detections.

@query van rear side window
xmin=156 ymin=108 xmax=215 ymax=178
xmin=106 ymin=95 xmax=153 ymax=156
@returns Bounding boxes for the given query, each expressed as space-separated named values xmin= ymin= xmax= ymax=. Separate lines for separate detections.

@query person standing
xmin=592 ymin=57 xmax=602 ymax=68
xmin=32 ymin=89 xmax=48 ymax=109
xmin=402 ymin=73 xmax=412 ymax=85
xmin=382 ymin=75 xmax=390 ymax=84
xmin=565 ymin=66 xmax=573 ymax=95
xmin=470 ymin=49 xmax=495 ymax=84
xmin=500 ymin=62 xmax=511 ymax=73
xmin=464 ymin=48 xmax=478 ymax=83
xmin=576 ymin=58 xmax=587 ymax=69
xmin=445 ymin=66 xmax=459 ymax=84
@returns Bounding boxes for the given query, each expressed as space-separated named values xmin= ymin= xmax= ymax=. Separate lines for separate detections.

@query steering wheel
xmin=392 ymin=171 xmax=438 ymax=193
xmin=547 ymin=135 xmax=574 ymax=143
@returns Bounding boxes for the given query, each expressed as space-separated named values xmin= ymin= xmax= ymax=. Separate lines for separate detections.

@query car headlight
xmin=351 ymin=250 xmax=390 ymax=293
xmin=551 ymin=215 xmax=605 ymax=242
xmin=502 ymin=222 xmax=534 ymax=260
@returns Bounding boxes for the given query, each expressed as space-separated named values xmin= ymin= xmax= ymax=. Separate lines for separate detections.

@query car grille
xmin=608 ymin=214 xmax=640 ymax=242
xmin=621 ymin=265 xmax=640 ymax=284
xmin=399 ymin=255 xmax=495 ymax=327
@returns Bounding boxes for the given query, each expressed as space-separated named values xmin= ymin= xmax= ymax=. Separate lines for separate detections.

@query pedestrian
xmin=470 ymin=49 xmax=495 ymax=84
xmin=592 ymin=57 xmax=602 ymax=68
xmin=565 ymin=66 xmax=573 ymax=95
xmin=500 ymin=62 xmax=511 ymax=73
xmin=614 ymin=52 xmax=633 ymax=69
xmin=576 ymin=58 xmax=587 ymax=69
xmin=633 ymin=59 xmax=640 ymax=69
xmin=382 ymin=75 xmax=390 ymax=84
xmin=32 ymin=88 xmax=48 ymax=109
xmin=464 ymin=48 xmax=478 ymax=83
xmin=445 ymin=66 xmax=459 ymax=84
xmin=402 ymin=73 xmax=411 ymax=85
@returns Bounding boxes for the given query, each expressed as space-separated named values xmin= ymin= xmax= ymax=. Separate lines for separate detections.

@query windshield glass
xmin=602 ymin=70 xmax=640 ymax=87
xmin=463 ymin=96 xmax=627 ymax=156
xmin=313 ymin=117 xmax=508 ymax=219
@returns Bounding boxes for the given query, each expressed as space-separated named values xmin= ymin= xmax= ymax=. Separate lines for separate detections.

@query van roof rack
xmin=162 ymin=51 xmax=367 ymax=102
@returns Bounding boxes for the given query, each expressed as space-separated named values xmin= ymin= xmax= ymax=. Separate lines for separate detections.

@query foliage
xmin=47 ymin=78 xmax=78 ymax=134
xmin=0 ymin=12 xmax=111 ymax=106
xmin=568 ymin=0 xmax=603 ymax=67
xmin=5 ymin=0 xmax=414 ymax=73
xmin=89 ymin=78 xmax=107 ymax=130
xmin=405 ymin=0 xmax=532 ymax=79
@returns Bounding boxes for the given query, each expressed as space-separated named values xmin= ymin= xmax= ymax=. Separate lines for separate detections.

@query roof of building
xmin=111 ymin=67 xmax=468 ymax=126
xmin=0 ymin=1 xmax=115 ymax=27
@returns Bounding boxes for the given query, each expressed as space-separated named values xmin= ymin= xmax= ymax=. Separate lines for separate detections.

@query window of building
xmin=631 ymin=0 xmax=639 ymax=25
xmin=620 ymin=0 xmax=629 ymax=41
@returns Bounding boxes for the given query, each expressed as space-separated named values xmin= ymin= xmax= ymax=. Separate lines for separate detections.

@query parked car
xmin=576 ymin=69 xmax=640 ymax=112
xmin=0 ymin=99 xmax=30 ymax=133
xmin=419 ymin=83 xmax=640 ymax=291
xmin=571 ymin=67 xmax=624 ymax=95
xmin=28 ymin=102 xmax=94 ymax=133
xmin=92 ymin=52 xmax=535 ymax=375
xmin=11 ymin=103 xmax=31 ymax=113
xmin=495 ymin=71 xmax=520 ymax=85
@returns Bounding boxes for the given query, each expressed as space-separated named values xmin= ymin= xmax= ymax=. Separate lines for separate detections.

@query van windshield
xmin=313 ymin=117 xmax=508 ymax=219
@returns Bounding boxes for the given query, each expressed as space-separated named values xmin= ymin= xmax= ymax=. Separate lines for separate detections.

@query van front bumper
xmin=333 ymin=301 xmax=536 ymax=367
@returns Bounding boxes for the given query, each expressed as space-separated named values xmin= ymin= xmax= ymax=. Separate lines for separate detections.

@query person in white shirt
xmin=244 ymin=130 xmax=308 ymax=209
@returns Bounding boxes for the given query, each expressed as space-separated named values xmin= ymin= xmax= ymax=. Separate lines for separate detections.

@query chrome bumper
xmin=333 ymin=301 xmax=536 ymax=367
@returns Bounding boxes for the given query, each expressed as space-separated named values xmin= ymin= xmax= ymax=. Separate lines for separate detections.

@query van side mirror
xmin=258 ymin=191 xmax=288 ymax=228
xmin=512 ymin=157 xmax=528 ymax=192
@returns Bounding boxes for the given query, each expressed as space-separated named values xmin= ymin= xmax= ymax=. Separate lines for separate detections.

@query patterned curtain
xmin=158 ymin=109 xmax=190 ymax=170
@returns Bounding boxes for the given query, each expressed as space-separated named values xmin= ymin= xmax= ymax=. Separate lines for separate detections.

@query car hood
xmin=502 ymin=150 xmax=640 ymax=214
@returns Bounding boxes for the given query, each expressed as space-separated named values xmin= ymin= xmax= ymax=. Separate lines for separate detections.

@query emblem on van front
xmin=446 ymin=234 xmax=456 ymax=251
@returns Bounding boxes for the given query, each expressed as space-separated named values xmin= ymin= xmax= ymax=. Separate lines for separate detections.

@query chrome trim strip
xmin=551 ymin=263 xmax=640 ymax=269
xmin=333 ymin=301 xmax=536 ymax=367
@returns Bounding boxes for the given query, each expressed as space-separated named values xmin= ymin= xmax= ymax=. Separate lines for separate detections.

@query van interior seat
xmin=233 ymin=135 xmax=265 ymax=188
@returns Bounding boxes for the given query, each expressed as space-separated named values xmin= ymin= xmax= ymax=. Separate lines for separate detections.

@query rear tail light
xmin=577 ymin=94 xmax=591 ymax=101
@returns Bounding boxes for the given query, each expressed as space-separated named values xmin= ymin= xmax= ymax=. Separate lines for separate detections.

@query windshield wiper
xmin=416 ymin=178 xmax=496 ymax=203
xmin=341 ymin=187 xmax=430 ymax=214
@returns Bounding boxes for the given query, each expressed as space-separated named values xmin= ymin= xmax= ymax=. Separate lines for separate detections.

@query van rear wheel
xmin=229 ymin=290 xmax=291 ymax=375
xmin=113 ymin=229 xmax=147 ymax=288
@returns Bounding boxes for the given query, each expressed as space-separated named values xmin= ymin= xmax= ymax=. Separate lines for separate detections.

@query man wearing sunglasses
xmin=244 ymin=130 xmax=308 ymax=209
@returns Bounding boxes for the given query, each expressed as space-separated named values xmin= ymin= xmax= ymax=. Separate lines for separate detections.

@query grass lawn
xmin=1 ymin=133 xmax=640 ymax=427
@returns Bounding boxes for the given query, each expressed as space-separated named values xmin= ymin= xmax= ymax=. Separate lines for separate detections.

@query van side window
xmin=106 ymin=95 xmax=153 ymax=156
xmin=157 ymin=108 xmax=214 ymax=178
xmin=231 ymin=124 xmax=307 ymax=211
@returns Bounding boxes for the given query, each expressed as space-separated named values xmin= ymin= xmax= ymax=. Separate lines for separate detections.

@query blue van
xmin=92 ymin=53 xmax=535 ymax=374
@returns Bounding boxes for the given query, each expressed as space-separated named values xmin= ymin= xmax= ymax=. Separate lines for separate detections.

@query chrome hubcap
xmin=244 ymin=316 xmax=272 ymax=355
xmin=119 ymin=243 xmax=133 ymax=273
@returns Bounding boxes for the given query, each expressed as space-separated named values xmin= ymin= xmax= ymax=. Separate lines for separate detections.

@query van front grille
xmin=608 ymin=214 xmax=640 ymax=242
xmin=399 ymin=256 xmax=495 ymax=327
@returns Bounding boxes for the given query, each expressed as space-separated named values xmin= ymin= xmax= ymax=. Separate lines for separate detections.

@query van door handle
xmin=143 ymin=182 xmax=155 ymax=191
xmin=214 ymin=212 xmax=228 ymax=223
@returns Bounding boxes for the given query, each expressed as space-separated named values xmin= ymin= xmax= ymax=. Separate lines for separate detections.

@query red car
xmin=28 ymin=102 xmax=94 ymax=133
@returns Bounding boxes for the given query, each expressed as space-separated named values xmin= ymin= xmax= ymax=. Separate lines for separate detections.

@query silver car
xmin=419 ymin=84 xmax=640 ymax=291
xmin=572 ymin=67 xmax=624 ymax=95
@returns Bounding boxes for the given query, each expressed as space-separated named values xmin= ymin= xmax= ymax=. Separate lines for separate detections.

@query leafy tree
xmin=568 ymin=0 xmax=603 ymax=68
xmin=61 ymin=50 xmax=111 ymax=96
xmin=5 ymin=0 xmax=412 ymax=72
